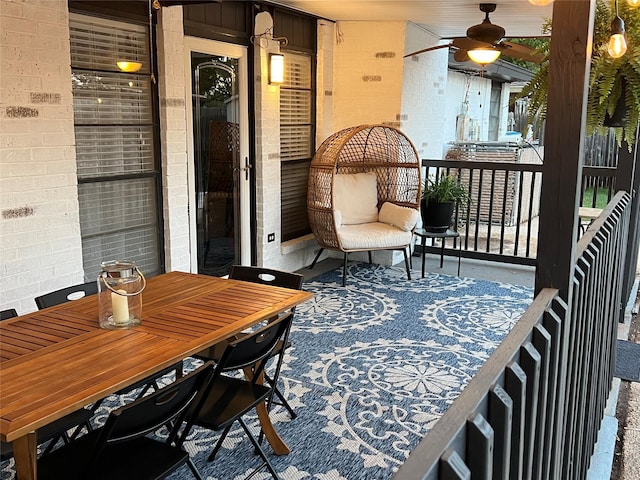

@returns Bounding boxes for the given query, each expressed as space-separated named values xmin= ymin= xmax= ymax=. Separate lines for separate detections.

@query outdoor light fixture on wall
xmin=269 ymin=53 xmax=285 ymax=84
xmin=117 ymin=61 xmax=143 ymax=72
xmin=467 ymin=47 xmax=501 ymax=66
xmin=608 ymin=0 xmax=628 ymax=58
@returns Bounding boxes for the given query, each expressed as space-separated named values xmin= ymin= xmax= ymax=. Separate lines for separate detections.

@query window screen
xmin=280 ymin=51 xmax=314 ymax=241
xmin=70 ymin=13 xmax=162 ymax=280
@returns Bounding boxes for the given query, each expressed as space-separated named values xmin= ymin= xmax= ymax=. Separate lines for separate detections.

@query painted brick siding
xmin=156 ymin=7 xmax=191 ymax=273
xmin=253 ymin=12 xmax=283 ymax=268
xmin=401 ymin=24 xmax=449 ymax=160
xmin=0 ymin=0 xmax=84 ymax=314
xmin=332 ymin=21 xmax=406 ymax=131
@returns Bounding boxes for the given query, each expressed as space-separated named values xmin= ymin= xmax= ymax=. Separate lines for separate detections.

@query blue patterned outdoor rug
xmin=0 ymin=264 xmax=532 ymax=480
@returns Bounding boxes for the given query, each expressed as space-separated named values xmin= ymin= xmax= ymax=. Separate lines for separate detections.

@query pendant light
xmin=608 ymin=0 xmax=627 ymax=58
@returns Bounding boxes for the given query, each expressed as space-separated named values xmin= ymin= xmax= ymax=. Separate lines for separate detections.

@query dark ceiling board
xmin=159 ymin=0 xmax=222 ymax=5
xmin=68 ymin=1 xmax=149 ymax=22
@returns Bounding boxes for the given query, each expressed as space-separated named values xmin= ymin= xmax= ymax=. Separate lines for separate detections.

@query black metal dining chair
xmin=0 ymin=308 xmax=18 ymax=321
xmin=0 ymin=308 xmax=93 ymax=460
xmin=183 ymin=312 xmax=294 ymax=480
xmin=34 ymin=281 xmax=98 ymax=309
xmin=37 ymin=362 xmax=214 ymax=480
xmin=34 ymin=281 xmax=183 ymax=404
xmin=196 ymin=265 xmax=303 ymax=420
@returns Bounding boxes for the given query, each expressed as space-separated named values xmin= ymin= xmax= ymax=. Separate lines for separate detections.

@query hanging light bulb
xmin=608 ymin=0 xmax=627 ymax=58
xmin=467 ymin=47 xmax=501 ymax=65
xmin=528 ymin=0 xmax=554 ymax=6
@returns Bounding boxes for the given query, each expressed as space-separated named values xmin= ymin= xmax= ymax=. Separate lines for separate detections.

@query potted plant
xmin=519 ymin=0 xmax=640 ymax=148
xmin=420 ymin=174 xmax=471 ymax=233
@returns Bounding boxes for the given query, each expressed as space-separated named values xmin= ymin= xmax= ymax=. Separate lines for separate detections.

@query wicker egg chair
xmin=307 ymin=124 xmax=422 ymax=285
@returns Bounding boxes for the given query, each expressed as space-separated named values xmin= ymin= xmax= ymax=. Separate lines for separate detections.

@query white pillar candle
xmin=111 ymin=290 xmax=130 ymax=324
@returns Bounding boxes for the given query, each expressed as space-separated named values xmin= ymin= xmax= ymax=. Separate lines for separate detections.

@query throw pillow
xmin=378 ymin=202 xmax=419 ymax=231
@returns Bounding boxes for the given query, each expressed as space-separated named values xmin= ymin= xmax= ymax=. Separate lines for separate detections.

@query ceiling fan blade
xmin=498 ymin=41 xmax=545 ymax=63
xmin=403 ymin=43 xmax=452 ymax=58
xmin=453 ymin=49 xmax=470 ymax=62
xmin=451 ymin=37 xmax=492 ymax=51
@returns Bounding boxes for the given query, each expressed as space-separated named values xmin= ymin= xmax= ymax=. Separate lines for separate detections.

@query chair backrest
xmin=0 ymin=308 xmax=18 ymax=321
xmin=35 ymin=281 xmax=98 ymax=309
xmin=217 ymin=311 xmax=293 ymax=375
xmin=229 ymin=265 xmax=303 ymax=291
xmin=90 ymin=362 xmax=213 ymax=459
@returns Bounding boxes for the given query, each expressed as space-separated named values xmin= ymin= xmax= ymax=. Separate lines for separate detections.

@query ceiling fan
xmin=405 ymin=3 xmax=544 ymax=65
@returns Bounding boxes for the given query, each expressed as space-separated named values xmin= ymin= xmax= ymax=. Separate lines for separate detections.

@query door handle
xmin=241 ymin=157 xmax=253 ymax=181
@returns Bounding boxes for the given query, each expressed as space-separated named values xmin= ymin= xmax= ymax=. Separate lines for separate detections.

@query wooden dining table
xmin=0 ymin=271 xmax=312 ymax=480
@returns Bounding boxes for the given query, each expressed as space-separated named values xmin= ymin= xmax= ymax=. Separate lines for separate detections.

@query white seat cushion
xmin=333 ymin=172 xmax=379 ymax=225
xmin=337 ymin=222 xmax=413 ymax=250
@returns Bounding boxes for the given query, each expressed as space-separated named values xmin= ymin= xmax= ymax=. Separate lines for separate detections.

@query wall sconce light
xmin=269 ymin=53 xmax=284 ymax=84
xmin=608 ymin=0 xmax=627 ymax=58
xmin=117 ymin=61 xmax=143 ymax=73
xmin=467 ymin=47 xmax=501 ymax=66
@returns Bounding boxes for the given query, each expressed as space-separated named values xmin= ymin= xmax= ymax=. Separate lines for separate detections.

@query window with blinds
xmin=280 ymin=51 xmax=314 ymax=241
xmin=69 ymin=13 xmax=162 ymax=280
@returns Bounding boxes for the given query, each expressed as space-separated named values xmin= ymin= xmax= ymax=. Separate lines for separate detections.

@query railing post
xmin=535 ymin=2 xmax=596 ymax=479
xmin=617 ymin=121 xmax=639 ymax=318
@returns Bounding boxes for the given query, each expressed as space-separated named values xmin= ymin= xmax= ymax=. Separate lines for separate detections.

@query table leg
xmin=245 ymin=368 xmax=290 ymax=455
xmin=457 ymin=237 xmax=461 ymax=276
xmin=421 ymin=236 xmax=426 ymax=279
xmin=13 ymin=432 xmax=37 ymax=480
xmin=440 ymin=239 xmax=445 ymax=268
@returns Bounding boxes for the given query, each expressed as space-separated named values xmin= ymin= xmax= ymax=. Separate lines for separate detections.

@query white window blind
xmin=280 ymin=52 xmax=314 ymax=241
xmin=70 ymin=13 xmax=161 ymax=280
xmin=280 ymin=53 xmax=312 ymax=161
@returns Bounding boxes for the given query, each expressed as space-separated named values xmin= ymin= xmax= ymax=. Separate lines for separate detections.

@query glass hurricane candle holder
xmin=98 ymin=260 xmax=145 ymax=329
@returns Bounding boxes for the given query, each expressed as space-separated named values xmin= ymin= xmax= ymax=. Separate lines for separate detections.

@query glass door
xmin=185 ymin=39 xmax=249 ymax=276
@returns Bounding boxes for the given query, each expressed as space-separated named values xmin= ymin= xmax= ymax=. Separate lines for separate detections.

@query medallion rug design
xmin=0 ymin=264 xmax=532 ymax=480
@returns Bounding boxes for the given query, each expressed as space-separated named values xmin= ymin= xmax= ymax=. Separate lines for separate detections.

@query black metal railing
xmin=394 ymin=191 xmax=631 ymax=480
xmin=421 ymin=157 xmax=618 ymax=266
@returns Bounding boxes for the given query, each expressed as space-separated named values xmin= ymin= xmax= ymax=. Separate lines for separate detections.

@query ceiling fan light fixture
xmin=528 ymin=0 xmax=554 ymax=6
xmin=467 ymin=48 xmax=501 ymax=65
xmin=628 ymin=0 xmax=640 ymax=7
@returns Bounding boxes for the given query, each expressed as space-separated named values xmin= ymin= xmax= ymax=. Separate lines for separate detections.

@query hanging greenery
xmin=519 ymin=0 xmax=640 ymax=148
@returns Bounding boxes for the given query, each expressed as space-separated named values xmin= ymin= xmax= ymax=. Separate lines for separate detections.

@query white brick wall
xmin=0 ymin=0 xmax=84 ymax=314
xmin=402 ymin=24 xmax=449 ymax=160
xmin=156 ymin=6 xmax=191 ymax=273
xmin=332 ymin=21 xmax=406 ymax=131
xmin=253 ymin=12 xmax=284 ymax=268
xmin=316 ymin=20 xmax=335 ymax=144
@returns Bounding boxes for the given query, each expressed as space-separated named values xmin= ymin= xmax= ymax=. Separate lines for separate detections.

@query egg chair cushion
xmin=378 ymin=202 xmax=419 ymax=232
xmin=337 ymin=222 xmax=413 ymax=250
xmin=333 ymin=172 xmax=379 ymax=225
